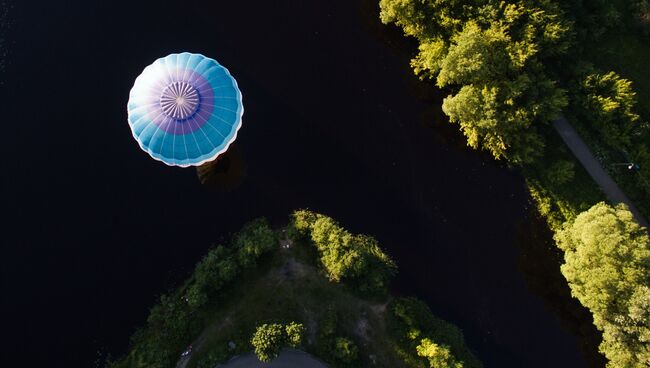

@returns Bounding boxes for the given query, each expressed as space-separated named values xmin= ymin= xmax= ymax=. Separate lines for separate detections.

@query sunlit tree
xmin=556 ymin=202 xmax=650 ymax=368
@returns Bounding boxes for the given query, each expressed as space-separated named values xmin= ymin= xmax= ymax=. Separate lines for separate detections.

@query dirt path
xmin=553 ymin=117 xmax=649 ymax=229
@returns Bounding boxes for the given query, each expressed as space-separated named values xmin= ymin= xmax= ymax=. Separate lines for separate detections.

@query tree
xmin=251 ymin=322 xmax=305 ymax=362
xmin=193 ymin=245 xmax=237 ymax=290
xmin=388 ymin=298 xmax=482 ymax=368
xmin=574 ymin=70 xmax=641 ymax=148
xmin=379 ymin=0 xmax=482 ymax=40
xmin=556 ymin=202 xmax=650 ymax=368
xmin=417 ymin=338 xmax=463 ymax=368
xmin=441 ymin=82 xmax=557 ymax=164
xmin=251 ymin=323 xmax=285 ymax=363
xmin=186 ymin=245 xmax=240 ymax=308
xmin=285 ymin=322 xmax=306 ymax=348
xmin=436 ymin=22 xmax=510 ymax=86
xmin=382 ymin=0 xmax=571 ymax=165
xmin=290 ymin=210 xmax=397 ymax=294
xmin=235 ymin=218 xmax=277 ymax=268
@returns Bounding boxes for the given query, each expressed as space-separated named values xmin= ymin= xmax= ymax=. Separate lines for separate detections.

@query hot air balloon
xmin=127 ymin=52 xmax=243 ymax=167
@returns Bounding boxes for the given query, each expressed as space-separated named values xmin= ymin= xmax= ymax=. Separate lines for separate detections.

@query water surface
xmin=2 ymin=1 xmax=591 ymax=367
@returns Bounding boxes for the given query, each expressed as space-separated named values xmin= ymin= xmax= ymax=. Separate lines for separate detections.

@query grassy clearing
xmin=185 ymin=236 xmax=403 ymax=368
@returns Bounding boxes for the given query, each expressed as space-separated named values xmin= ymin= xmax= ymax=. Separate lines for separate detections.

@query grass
xmin=185 ymin=236 xmax=404 ymax=368
xmin=523 ymin=125 xmax=606 ymax=231
xmin=564 ymin=114 xmax=650 ymax=219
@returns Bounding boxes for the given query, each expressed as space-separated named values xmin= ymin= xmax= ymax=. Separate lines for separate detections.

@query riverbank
xmin=377 ymin=1 xmax=649 ymax=366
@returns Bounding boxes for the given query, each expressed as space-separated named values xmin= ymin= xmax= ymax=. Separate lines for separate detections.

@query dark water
xmin=2 ymin=1 xmax=596 ymax=367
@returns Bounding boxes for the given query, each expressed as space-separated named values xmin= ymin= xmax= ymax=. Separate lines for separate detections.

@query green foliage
xmin=251 ymin=323 xmax=285 ymax=363
xmin=186 ymin=245 xmax=239 ymax=308
xmin=417 ymin=338 xmax=463 ymax=368
xmin=110 ymin=218 xmax=279 ymax=368
xmin=195 ymin=350 xmax=228 ymax=368
xmin=285 ymin=321 xmax=306 ymax=348
xmin=572 ymin=69 xmax=640 ymax=148
xmin=290 ymin=210 xmax=397 ymax=294
xmin=442 ymin=82 xmax=556 ymax=164
xmin=383 ymin=0 xmax=571 ymax=165
xmin=387 ymin=298 xmax=482 ymax=368
xmin=411 ymin=38 xmax=448 ymax=78
xmin=544 ymin=159 xmax=575 ymax=187
xmin=332 ymin=337 xmax=359 ymax=366
xmin=319 ymin=307 xmax=338 ymax=338
xmin=379 ymin=0 xmax=485 ymax=40
xmin=115 ymin=292 xmax=201 ymax=368
xmin=565 ymin=65 xmax=650 ymax=219
xmin=235 ymin=218 xmax=277 ymax=268
xmin=556 ymin=202 xmax=650 ymax=368
xmin=250 ymin=321 xmax=305 ymax=362
xmin=436 ymin=21 xmax=510 ymax=86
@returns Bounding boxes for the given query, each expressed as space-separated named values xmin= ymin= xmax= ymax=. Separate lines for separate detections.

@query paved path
xmin=217 ymin=349 xmax=328 ymax=368
xmin=553 ymin=117 xmax=649 ymax=229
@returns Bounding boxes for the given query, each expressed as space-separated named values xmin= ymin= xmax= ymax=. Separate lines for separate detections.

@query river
xmin=1 ymin=1 xmax=598 ymax=367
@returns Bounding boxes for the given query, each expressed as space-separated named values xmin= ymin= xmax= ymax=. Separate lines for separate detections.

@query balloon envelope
xmin=127 ymin=52 xmax=243 ymax=167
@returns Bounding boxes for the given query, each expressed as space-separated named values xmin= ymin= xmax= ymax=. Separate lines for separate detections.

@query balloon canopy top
xmin=127 ymin=52 xmax=244 ymax=167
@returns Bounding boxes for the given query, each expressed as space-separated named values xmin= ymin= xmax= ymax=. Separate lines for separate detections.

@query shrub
xmin=235 ymin=218 xmax=277 ymax=268
xmin=332 ymin=337 xmax=359 ymax=366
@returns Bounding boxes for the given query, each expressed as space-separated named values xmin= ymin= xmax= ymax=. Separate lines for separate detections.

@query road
xmin=217 ymin=349 xmax=328 ymax=368
xmin=553 ymin=116 xmax=649 ymax=229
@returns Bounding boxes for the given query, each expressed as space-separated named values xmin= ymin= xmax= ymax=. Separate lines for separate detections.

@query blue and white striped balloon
xmin=127 ymin=52 xmax=243 ymax=167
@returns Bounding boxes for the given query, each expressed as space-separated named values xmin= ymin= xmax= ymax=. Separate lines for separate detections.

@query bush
xmin=332 ymin=337 xmax=359 ymax=366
